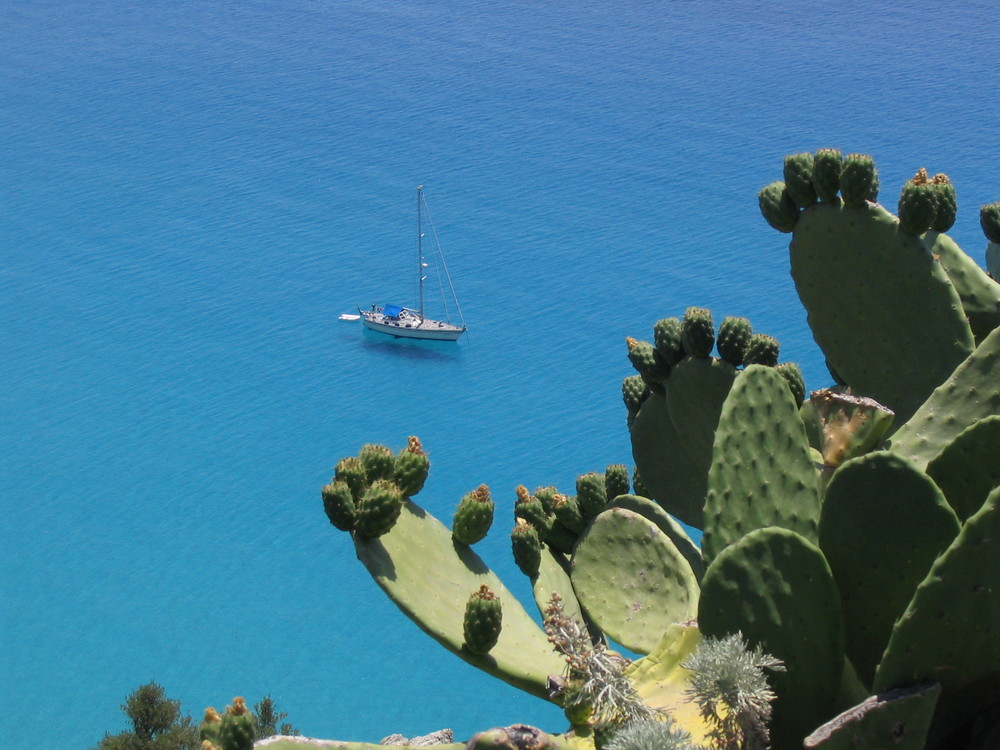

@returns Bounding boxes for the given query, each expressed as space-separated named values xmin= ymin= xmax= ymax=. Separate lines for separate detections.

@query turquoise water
xmin=2 ymin=1 xmax=997 ymax=747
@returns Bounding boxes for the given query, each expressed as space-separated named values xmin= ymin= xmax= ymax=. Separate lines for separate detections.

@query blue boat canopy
xmin=383 ymin=304 xmax=404 ymax=317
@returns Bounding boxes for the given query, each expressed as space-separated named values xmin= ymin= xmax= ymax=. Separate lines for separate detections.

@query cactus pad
xmin=926 ymin=415 xmax=1000 ymax=522
xmin=873 ymin=486 xmax=1000 ymax=747
xmin=922 ymin=228 xmax=1000 ymax=344
xmin=698 ymin=526 xmax=845 ymax=750
xmin=570 ymin=507 xmax=699 ymax=655
xmin=818 ymin=451 xmax=960 ymax=686
xmin=702 ymin=365 xmax=822 ymax=564
xmin=608 ymin=493 xmax=704 ymax=580
xmin=788 ymin=198 xmax=974 ymax=424
xmin=353 ymin=499 xmax=564 ymax=698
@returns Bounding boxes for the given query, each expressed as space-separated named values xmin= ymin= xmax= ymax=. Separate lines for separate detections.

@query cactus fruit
xmin=622 ymin=374 xmax=649 ymax=423
xmin=334 ymin=456 xmax=368 ymax=501
xmin=818 ymin=451 xmax=961 ymax=686
xmin=839 ymin=153 xmax=878 ymax=206
xmin=873 ymin=486 xmax=1000 ymax=747
xmin=394 ymin=436 xmax=430 ymax=497
xmin=627 ymin=337 xmax=669 ymax=391
xmin=511 ymin=519 xmax=542 ymax=577
xmin=743 ymin=333 xmax=779 ymax=367
xmin=358 ymin=443 xmax=396 ymax=483
xmin=698 ymin=527 xmax=845 ymax=750
xmin=219 ymin=698 xmax=255 ymax=750
xmin=930 ymin=173 xmax=957 ymax=231
xmin=200 ymin=707 xmax=223 ymax=746
xmin=716 ymin=316 xmax=752 ymax=366
xmin=775 ymin=362 xmax=805 ymax=408
xmin=653 ymin=317 xmax=685 ymax=369
xmin=321 ymin=480 xmax=356 ymax=531
xmin=758 ymin=181 xmax=799 ymax=233
xmin=604 ymin=464 xmax=630 ymax=500
xmin=570 ymin=506 xmax=699 ymax=655
xmin=981 ymin=202 xmax=1000 ymax=244
xmin=533 ymin=486 xmax=559 ymax=516
xmin=806 ymin=388 xmax=895 ymax=469
xmin=551 ymin=493 xmax=584 ymax=534
xmin=804 ymin=682 xmax=941 ymax=750
xmin=784 ymin=152 xmax=818 ymax=208
xmin=575 ymin=472 xmax=608 ymax=521
xmin=898 ymin=170 xmax=938 ymax=235
xmin=453 ymin=484 xmax=495 ymax=545
xmin=463 ymin=584 xmax=503 ymax=655
xmin=813 ymin=148 xmax=843 ymax=203
xmin=680 ymin=307 xmax=715 ymax=358
xmin=354 ymin=479 xmax=404 ymax=539
xmin=514 ymin=485 xmax=551 ymax=540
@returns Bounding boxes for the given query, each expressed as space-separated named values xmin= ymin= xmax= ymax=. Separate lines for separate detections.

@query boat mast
xmin=417 ymin=184 xmax=425 ymax=322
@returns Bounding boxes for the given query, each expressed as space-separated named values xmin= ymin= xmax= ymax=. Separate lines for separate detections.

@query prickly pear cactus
xmin=463 ymin=584 xmax=503 ymax=655
xmin=394 ymin=436 xmax=431 ymax=497
xmin=925 ymin=415 xmax=1000 ymax=522
xmin=804 ymin=683 xmax=941 ymax=750
xmin=452 ymin=484 xmax=495 ymax=545
xmin=219 ymin=697 xmax=255 ymax=750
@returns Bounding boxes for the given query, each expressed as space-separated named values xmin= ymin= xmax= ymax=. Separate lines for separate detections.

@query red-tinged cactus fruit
xmin=511 ymin=519 xmax=542 ymax=577
xmin=463 ymin=584 xmax=503 ymax=655
xmin=653 ymin=316 xmax=685 ymax=369
xmin=394 ymin=436 xmax=430 ymax=497
xmin=716 ymin=316 xmax=753 ymax=366
xmin=759 ymin=181 xmax=800 ymax=233
xmin=840 ymin=153 xmax=879 ymax=207
xmin=452 ymin=484 xmax=495 ymax=545
xmin=354 ymin=479 xmax=404 ymax=539
xmin=576 ymin=472 xmax=608 ymax=521
xmin=219 ymin=697 xmax=254 ymax=750
xmin=514 ymin=485 xmax=550 ymax=541
xmin=930 ymin=172 xmax=957 ymax=232
xmin=681 ymin=307 xmax=715 ymax=358
xmin=604 ymin=464 xmax=630 ymax=500
xmin=898 ymin=169 xmax=938 ymax=236
xmin=321 ymin=480 xmax=356 ymax=532
xmin=784 ymin=152 xmax=818 ymax=208
xmin=334 ymin=456 xmax=368 ymax=502
xmin=358 ymin=443 xmax=396 ymax=483
xmin=813 ymin=148 xmax=843 ymax=203
xmin=744 ymin=333 xmax=780 ymax=367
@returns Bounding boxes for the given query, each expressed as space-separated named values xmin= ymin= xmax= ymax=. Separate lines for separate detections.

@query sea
xmin=1 ymin=1 xmax=997 ymax=748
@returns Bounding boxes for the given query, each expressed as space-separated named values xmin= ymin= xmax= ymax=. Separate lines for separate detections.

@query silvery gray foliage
xmin=681 ymin=632 xmax=784 ymax=750
xmin=604 ymin=718 xmax=697 ymax=750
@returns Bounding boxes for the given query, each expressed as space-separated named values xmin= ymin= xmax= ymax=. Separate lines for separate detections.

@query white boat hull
xmin=360 ymin=311 xmax=465 ymax=341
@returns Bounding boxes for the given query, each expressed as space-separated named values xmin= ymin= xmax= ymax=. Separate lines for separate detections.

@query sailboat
xmin=359 ymin=185 xmax=467 ymax=341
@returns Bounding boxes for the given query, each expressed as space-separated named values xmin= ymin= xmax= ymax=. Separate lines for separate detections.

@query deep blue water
xmin=1 ymin=1 xmax=997 ymax=747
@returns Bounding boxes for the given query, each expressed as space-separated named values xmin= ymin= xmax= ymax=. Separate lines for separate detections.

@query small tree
xmin=253 ymin=694 xmax=300 ymax=738
xmin=93 ymin=682 xmax=198 ymax=750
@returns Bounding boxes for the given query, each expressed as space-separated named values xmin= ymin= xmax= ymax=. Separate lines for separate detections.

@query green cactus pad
xmin=393 ymin=436 xmax=430 ymax=497
xmin=926 ymin=415 xmax=1000 ymax=522
xmin=743 ymin=333 xmax=779 ymax=367
xmin=352 ymin=499 xmax=564 ymax=699
xmin=981 ymin=202 xmax=1000 ymax=244
xmin=452 ymin=484 xmax=495 ymax=545
xmin=758 ymin=181 xmax=800 ymax=233
xmin=653 ymin=317 xmax=685 ymax=369
xmin=511 ymin=519 xmax=542 ymax=577
xmin=358 ymin=443 xmax=396 ymax=483
xmin=873 ymin=486 xmax=1000 ymax=747
xmin=818 ymin=451 xmax=960 ymax=687
xmin=803 ymin=682 xmax=941 ymax=750
xmin=716 ymin=316 xmax=752 ymax=366
xmin=680 ymin=307 xmax=715 ymax=358
xmin=664 ymin=356 xmax=738 ymax=496
xmin=702 ymin=365 xmax=822 ymax=565
xmin=570 ymin=507 xmax=699 ymax=655
xmin=839 ymin=153 xmax=878 ymax=206
xmin=922 ymin=229 xmax=1000 ymax=345
xmin=889 ymin=326 xmax=1000 ymax=470
xmin=608 ymin=494 xmax=704 ymax=580
xmin=774 ymin=362 xmax=806 ymax=407
xmin=813 ymin=148 xmax=843 ymax=203
xmin=604 ymin=464 xmax=630 ymax=500
xmin=629 ymin=391 xmax=708 ymax=528
xmin=321 ymin=480 xmax=357 ymax=532
xmin=575 ymin=472 xmax=608 ymax=521
xmin=698 ymin=527 xmax=845 ymax=750
xmin=784 ymin=152 xmax=818 ymax=208
xmin=463 ymin=584 xmax=503 ymax=655
xmin=354 ymin=479 xmax=404 ymax=539
xmin=529 ymin=545 xmax=591 ymax=631
xmin=788 ymin=199 xmax=974 ymax=424
xmin=334 ymin=456 xmax=368 ymax=502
